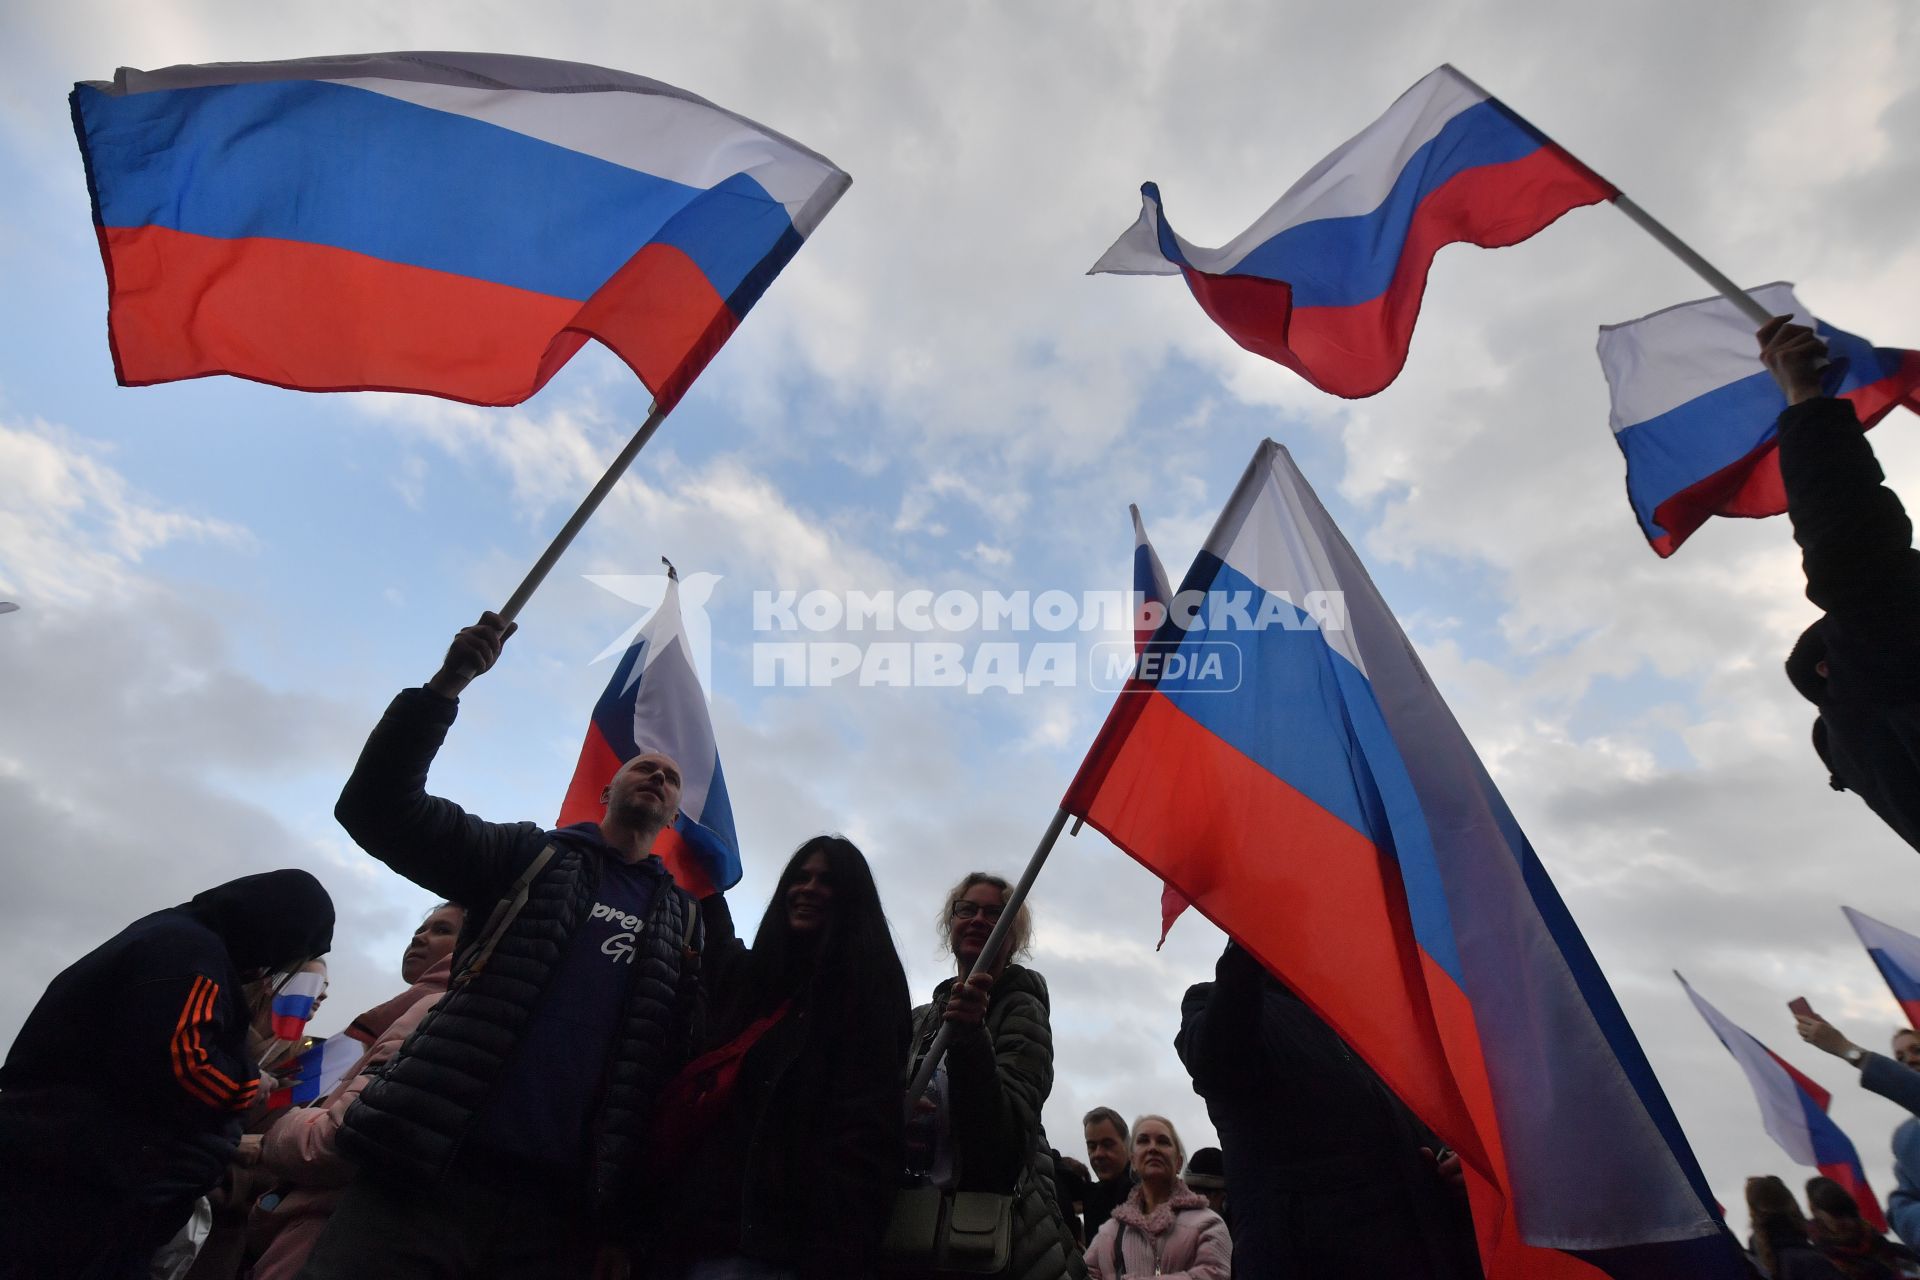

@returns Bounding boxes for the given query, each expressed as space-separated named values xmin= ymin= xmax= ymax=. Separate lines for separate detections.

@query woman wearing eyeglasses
xmin=904 ymin=873 xmax=1085 ymax=1280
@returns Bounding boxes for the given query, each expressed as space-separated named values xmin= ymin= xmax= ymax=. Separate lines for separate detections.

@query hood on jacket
xmin=181 ymin=869 xmax=335 ymax=973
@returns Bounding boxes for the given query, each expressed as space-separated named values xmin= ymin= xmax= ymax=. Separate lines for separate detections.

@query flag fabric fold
xmin=1843 ymin=906 xmax=1920 ymax=1031
xmin=70 ymin=52 xmax=850 ymax=409
xmin=1064 ymin=439 xmax=1740 ymax=1278
xmin=1090 ymin=65 xmax=1615 ymax=398
xmin=559 ymin=567 xmax=740 ymax=897
xmin=1678 ymin=974 xmax=1887 ymax=1231
xmin=1128 ymin=503 xmax=1190 ymax=948
xmin=1597 ymin=282 xmax=1920 ymax=556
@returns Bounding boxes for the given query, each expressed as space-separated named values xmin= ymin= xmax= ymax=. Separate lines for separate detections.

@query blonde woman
xmin=905 ymin=872 xmax=1084 ymax=1279
xmin=1085 ymin=1115 xmax=1230 ymax=1280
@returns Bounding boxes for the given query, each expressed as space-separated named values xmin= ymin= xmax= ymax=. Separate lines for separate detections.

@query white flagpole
xmin=904 ymin=806 xmax=1073 ymax=1113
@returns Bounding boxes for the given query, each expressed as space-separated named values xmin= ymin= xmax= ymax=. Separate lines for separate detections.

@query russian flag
xmin=1065 ymin=440 xmax=1742 ymax=1278
xmin=1679 ymin=975 xmax=1887 ymax=1231
xmin=1089 ymin=65 xmax=1615 ymax=399
xmin=559 ymin=564 xmax=740 ymax=897
xmin=268 ymin=969 xmax=327 ymax=1042
xmin=1843 ymin=906 xmax=1920 ymax=1031
xmin=1129 ymin=504 xmax=1190 ymax=948
xmin=266 ymin=1032 xmax=366 ymax=1109
xmin=70 ymin=53 xmax=849 ymax=410
xmin=1598 ymin=282 xmax=1920 ymax=556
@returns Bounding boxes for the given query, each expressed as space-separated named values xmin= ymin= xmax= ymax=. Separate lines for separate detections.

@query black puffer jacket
xmin=1779 ymin=397 xmax=1920 ymax=853
xmin=332 ymin=688 xmax=702 ymax=1226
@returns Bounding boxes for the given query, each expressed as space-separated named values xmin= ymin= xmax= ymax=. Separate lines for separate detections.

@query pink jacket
xmin=247 ymin=955 xmax=452 ymax=1280
xmin=1085 ymin=1182 xmax=1231 ymax=1280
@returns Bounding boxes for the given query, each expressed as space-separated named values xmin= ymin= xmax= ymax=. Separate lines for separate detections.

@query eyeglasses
xmin=951 ymin=902 xmax=1004 ymax=922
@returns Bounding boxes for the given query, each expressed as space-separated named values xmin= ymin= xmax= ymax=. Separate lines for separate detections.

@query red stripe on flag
xmin=558 ymin=241 xmax=736 ymax=410
xmin=99 ymin=225 xmax=583 ymax=404
xmin=558 ymin=723 xmax=626 ymax=830
xmin=1064 ymin=691 xmax=1485 ymax=1163
xmin=651 ymin=825 xmax=718 ymax=899
xmin=1182 ymin=145 xmax=1614 ymax=398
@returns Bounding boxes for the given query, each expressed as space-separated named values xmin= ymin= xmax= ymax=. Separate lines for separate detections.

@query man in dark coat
xmin=1177 ymin=941 xmax=1481 ymax=1280
xmin=1760 ymin=316 xmax=1920 ymax=854
xmin=301 ymin=612 xmax=703 ymax=1280
xmin=0 ymin=869 xmax=335 ymax=1278
xmin=1080 ymin=1105 xmax=1136 ymax=1242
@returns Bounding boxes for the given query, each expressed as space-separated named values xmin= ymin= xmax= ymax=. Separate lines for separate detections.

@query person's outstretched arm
xmin=334 ymin=612 xmax=545 ymax=908
xmin=1176 ymin=942 xmax=1271 ymax=1096
xmin=1761 ymin=318 xmax=1920 ymax=620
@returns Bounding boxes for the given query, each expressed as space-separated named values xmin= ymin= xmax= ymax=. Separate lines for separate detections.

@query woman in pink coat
xmin=246 ymin=903 xmax=464 ymax=1280
xmin=1085 ymin=1115 xmax=1231 ymax=1280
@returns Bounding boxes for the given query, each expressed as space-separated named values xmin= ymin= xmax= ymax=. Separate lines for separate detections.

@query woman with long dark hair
xmin=655 ymin=835 xmax=912 ymax=1280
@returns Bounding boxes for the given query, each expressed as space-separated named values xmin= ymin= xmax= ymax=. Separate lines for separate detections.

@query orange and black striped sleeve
xmin=167 ymin=975 xmax=259 ymax=1113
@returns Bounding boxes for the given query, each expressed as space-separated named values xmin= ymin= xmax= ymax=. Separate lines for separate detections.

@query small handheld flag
xmin=71 ymin=53 xmax=850 ymax=409
xmin=1598 ymin=283 xmax=1920 ymax=556
xmin=1090 ymin=65 xmax=1614 ymax=399
xmin=559 ymin=561 xmax=740 ymax=896
xmin=1679 ymin=974 xmax=1887 ymax=1231
xmin=266 ymin=1032 xmax=366 ymax=1109
xmin=269 ymin=969 xmax=327 ymax=1042
xmin=1843 ymin=906 xmax=1920 ymax=1031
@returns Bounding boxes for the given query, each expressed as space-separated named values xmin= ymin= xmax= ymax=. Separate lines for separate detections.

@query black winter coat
xmin=1779 ymin=397 xmax=1920 ymax=853
xmin=1176 ymin=944 xmax=1481 ymax=1280
xmin=660 ymin=895 xmax=910 ymax=1279
xmin=332 ymin=688 xmax=702 ymax=1231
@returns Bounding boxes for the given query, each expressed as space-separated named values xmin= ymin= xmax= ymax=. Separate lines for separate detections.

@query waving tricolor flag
xmin=1066 ymin=440 xmax=1741 ymax=1278
xmin=1844 ymin=906 xmax=1920 ymax=1031
xmin=1679 ymin=974 xmax=1887 ymax=1231
xmin=267 ymin=1032 xmax=366 ymax=1109
xmin=1129 ymin=504 xmax=1191 ymax=948
xmin=70 ymin=53 xmax=849 ymax=409
xmin=1598 ymin=283 xmax=1920 ymax=556
xmin=560 ymin=563 xmax=740 ymax=896
xmin=269 ymin=969 xmax=328 ymax=1042
xmin=1091 ymin=65 xmax=1614 ymax=399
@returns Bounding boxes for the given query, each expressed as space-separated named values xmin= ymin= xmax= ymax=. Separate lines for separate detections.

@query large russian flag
xmin=1089 ymin=65 xmax=1615 ymax=399
xmin=70 ymin=53 xmax=849 ymax=409
xmin=1065 ymin=440 xmax=1742 ymax=1278
xmin=1598 ymin=282 xmax=1920 ymax=556
xmin=559 ymin=565 xmax=740 ymax=897
xmin=1679 ymin=974 xmax=1887 ymax=1231
xmin=1843 ymin=906 xmax=1920 ymax=1031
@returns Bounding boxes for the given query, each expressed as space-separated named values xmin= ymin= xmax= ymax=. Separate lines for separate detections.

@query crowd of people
xmin=2 ymin=320 xmax=1919 ymax=1279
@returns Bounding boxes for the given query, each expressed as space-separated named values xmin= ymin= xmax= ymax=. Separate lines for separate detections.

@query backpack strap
xmin=454 ymin=842 xmax=558 ymax=982
xmin=1110 ymin=1224 xmax=1124 ymax=1280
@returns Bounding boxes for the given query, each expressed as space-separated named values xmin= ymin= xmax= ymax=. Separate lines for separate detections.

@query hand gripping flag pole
xmin=903 ymin=807 xmax=1072 ymax=1116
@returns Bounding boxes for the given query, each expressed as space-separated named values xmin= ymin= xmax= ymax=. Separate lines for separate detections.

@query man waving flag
xmin=1065 ymin=440 xmax=1742 ymax=1278
xmin=560 ymin=562 xmax=740 ymax=896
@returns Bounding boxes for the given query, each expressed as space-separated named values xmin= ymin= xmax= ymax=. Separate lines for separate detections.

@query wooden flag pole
xmin=904 ymin=806 xmax=1074 ymax=1115
xmin=1442 ymin=66 xmax=1774 ymax=327
xmin=496 ymin=400 xmax=671 ymax=623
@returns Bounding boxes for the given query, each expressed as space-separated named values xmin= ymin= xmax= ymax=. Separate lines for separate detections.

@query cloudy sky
xmin=6 ymin=0 xmax=1920 ymax=1238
